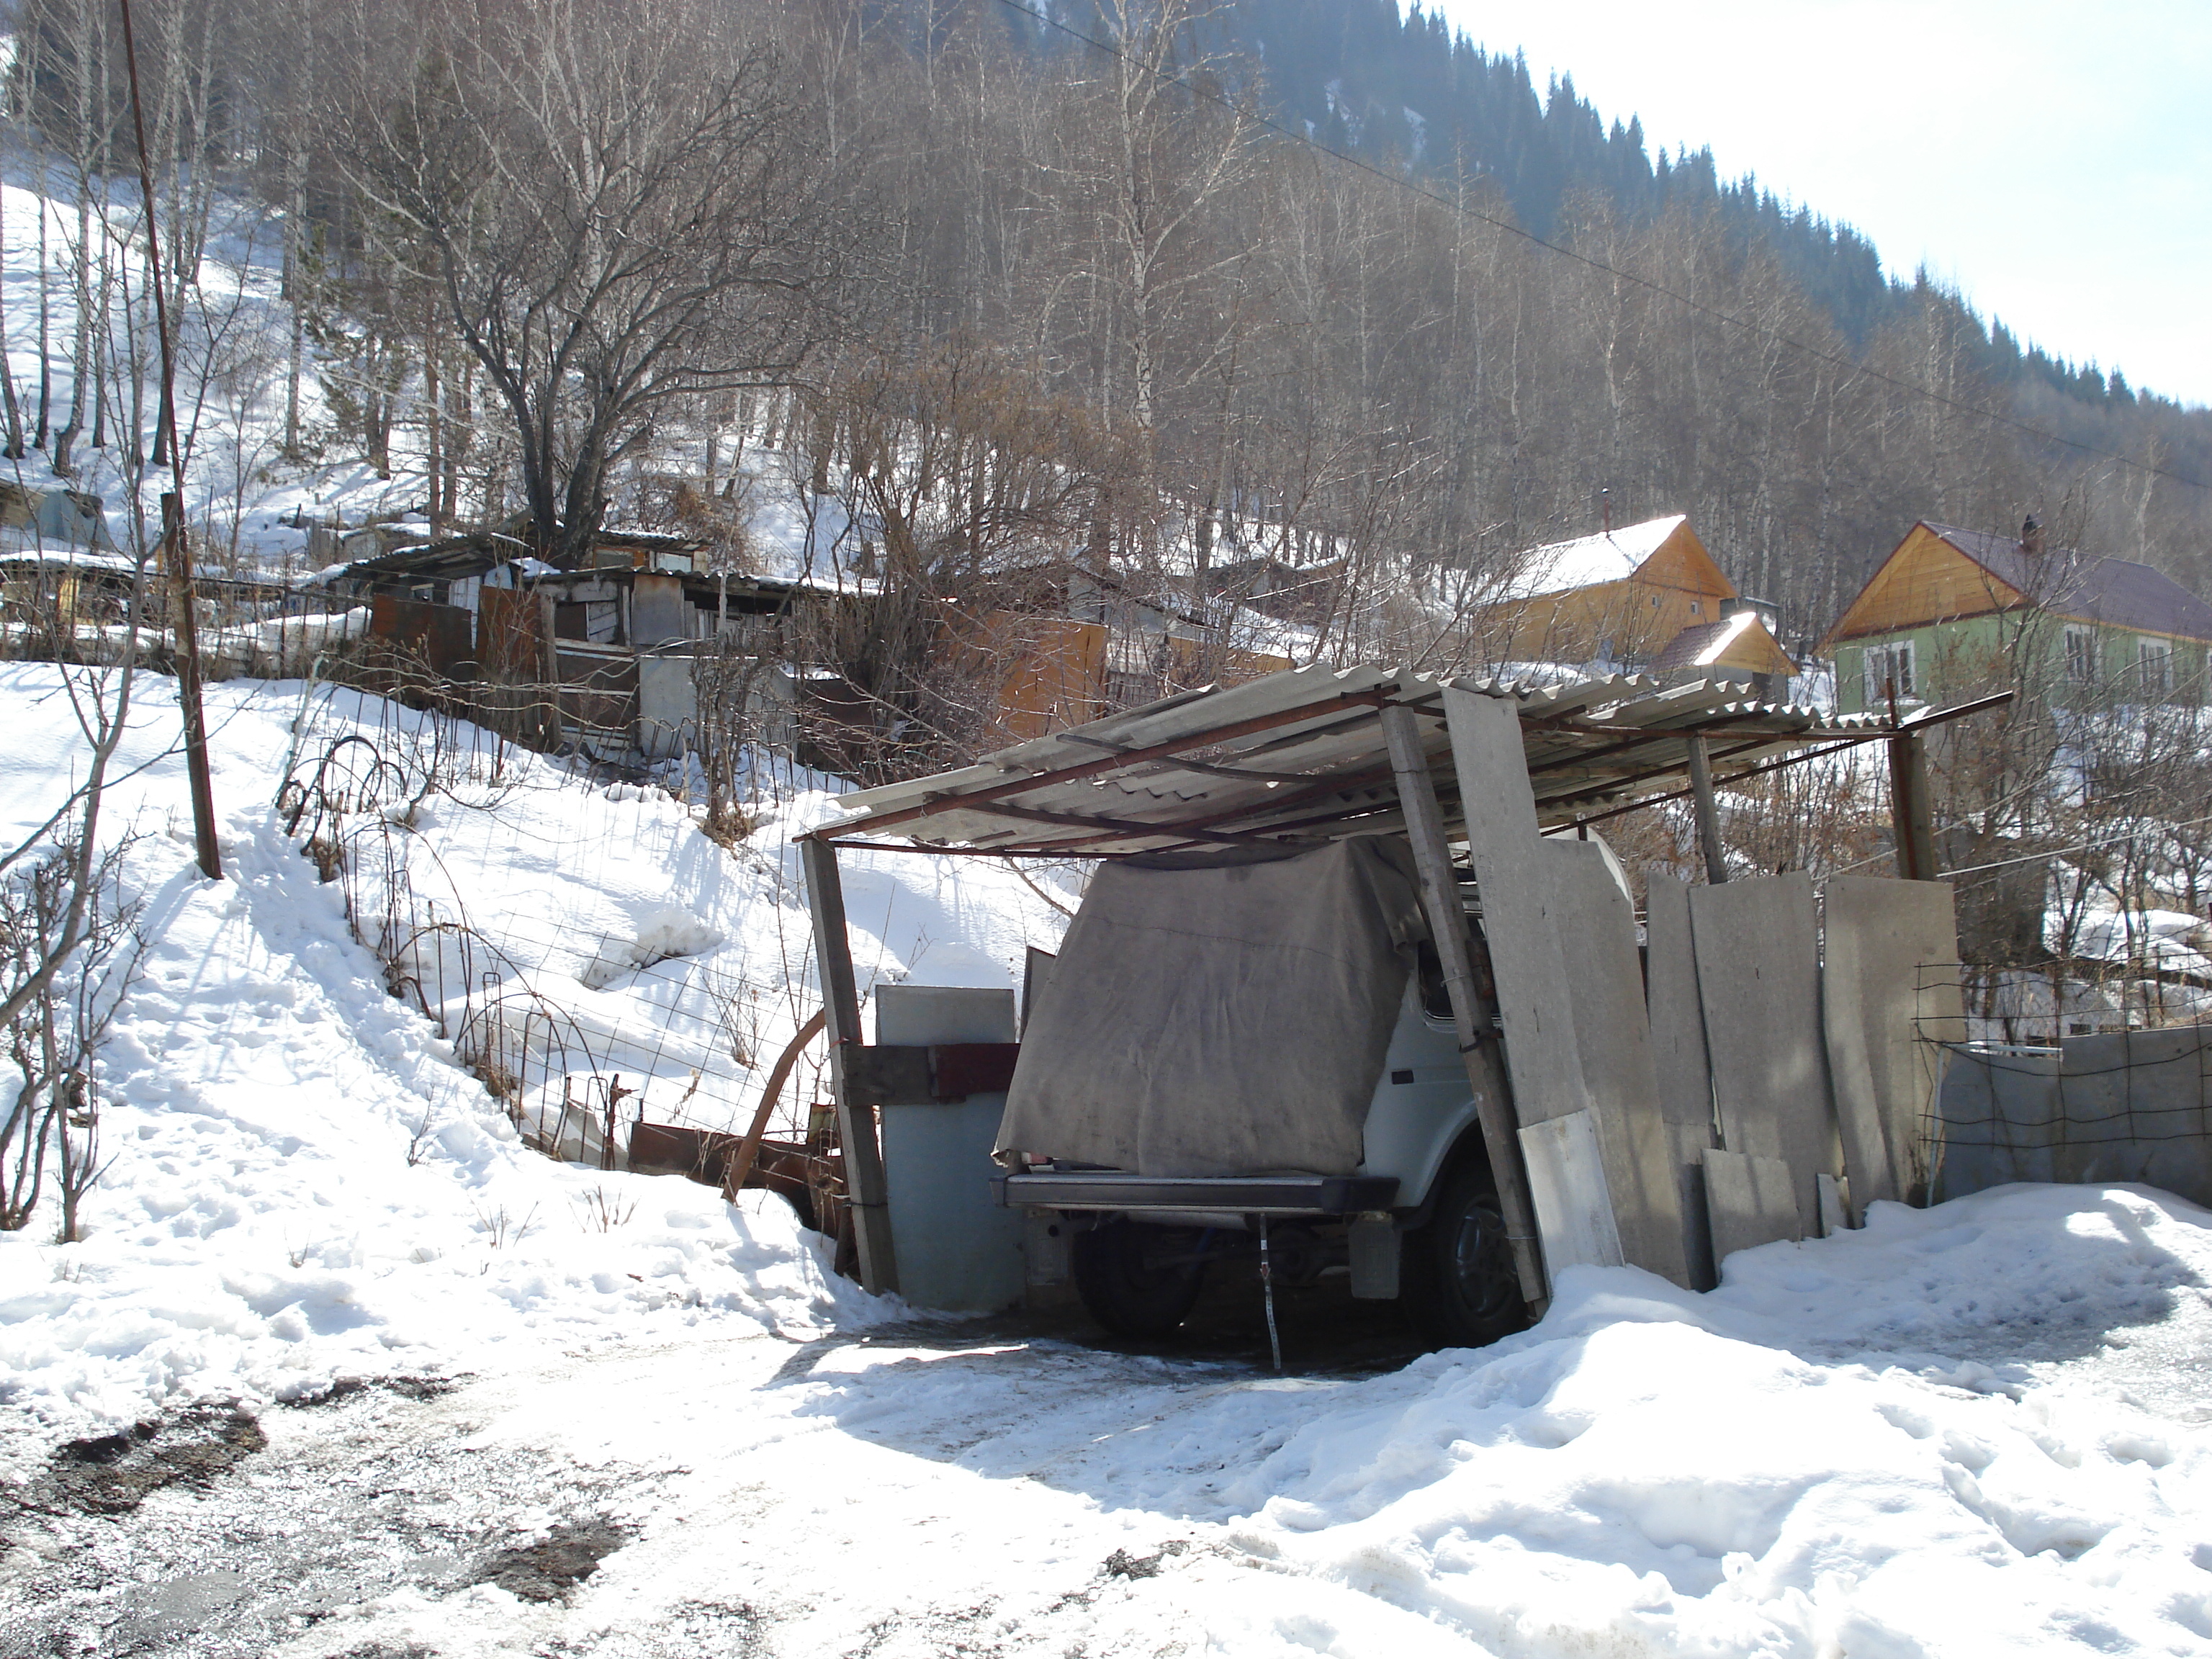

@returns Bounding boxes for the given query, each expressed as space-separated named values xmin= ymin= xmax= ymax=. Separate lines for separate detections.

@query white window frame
xmin=2139 ymin=636 xmax=2174 ymax=696
xmin=1862 ymin=639 xmax=1915 ymax=706
xmin=2063 ymin=624 xmax=2098 ymax=683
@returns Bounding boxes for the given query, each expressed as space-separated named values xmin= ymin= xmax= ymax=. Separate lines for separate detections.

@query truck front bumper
xmin=996 ymin=1171 xmax=1400 ymax=1216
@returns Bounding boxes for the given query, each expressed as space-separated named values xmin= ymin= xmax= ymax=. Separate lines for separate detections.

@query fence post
xmin=1889 ymin=731 xmax=1938 ymax=881
xmin=799 ymin=834 xmax=899 ymax=1295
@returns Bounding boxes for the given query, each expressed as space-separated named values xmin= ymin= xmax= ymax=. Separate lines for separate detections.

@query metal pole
xmin=120 ymin=0 xmax=218 ymax=879
xmin=1380 ymin=705 xmax=1549 ymax=1310
xmin=1684 ymin=735 xmax=1727 ymax=885
xmin=1257 ymin=1215 xmax=1282 ymax=1372
xmin=799 ymin=835 xmax=899 ymax=1295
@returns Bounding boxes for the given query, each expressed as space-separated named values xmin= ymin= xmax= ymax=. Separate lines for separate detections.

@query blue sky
xmin=1429 ymin=0 xmax=2212 ymax=408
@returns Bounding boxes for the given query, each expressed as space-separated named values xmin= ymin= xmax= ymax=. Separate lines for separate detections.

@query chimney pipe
xmin=1601 ymin=487 xmax=1612 ymax=536
xmin=2020 ymin=514 xmax=2045 ymax=559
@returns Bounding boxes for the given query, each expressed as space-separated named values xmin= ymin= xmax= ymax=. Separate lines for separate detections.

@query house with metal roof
xmin=1820 ymin=518 xmax=2212 ymax=714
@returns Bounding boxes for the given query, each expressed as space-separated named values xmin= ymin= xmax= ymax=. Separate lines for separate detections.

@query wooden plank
xmin=1380 ymin=703 xmax=1547 ymax=1307
xmin=1702 ymin=1148 xmax=1800 ymax=1266
xmin=1642 ymin=876 xmax=1719 ymax=1290
xmin=1888 ymin=733 xmax=1938 ymax=881
xmin=1518 ymin=1111 xmax=1624 ymax=1272
xmin=800 ymin=837 xmax=898 ymax=1295
xmin=1684 ymin=735 xmax=1729 ymax=884
xmin=1690 ymin=873 xmax=1841 ymax=1236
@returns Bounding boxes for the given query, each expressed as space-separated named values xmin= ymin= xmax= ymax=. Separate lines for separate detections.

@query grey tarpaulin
xmin=996 ymin=837 xmax=1428 ymax=1177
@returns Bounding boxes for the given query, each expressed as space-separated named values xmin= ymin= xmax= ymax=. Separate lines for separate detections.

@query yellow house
xmin=1482 ymin=513 xmax=1796 ymax=683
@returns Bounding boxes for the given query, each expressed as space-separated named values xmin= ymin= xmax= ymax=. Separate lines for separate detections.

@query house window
xmin=1863 ymin=640 xmax=1915 ymax=705
xmin=2063 ymin=625 xmax=2098 ymax=683
xmin=1689 ymin=600 xmax=1702 ymax=616
xmin=2139 ymin=637 xmax=2173 ymax=696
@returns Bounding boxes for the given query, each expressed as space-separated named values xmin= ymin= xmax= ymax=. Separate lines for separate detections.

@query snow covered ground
xmin=1 ymin=665 xmax=2210 ymax=1657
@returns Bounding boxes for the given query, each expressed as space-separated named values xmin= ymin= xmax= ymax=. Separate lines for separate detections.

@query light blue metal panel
xmin=875 ymin=986 xmax=1026 ymax=1313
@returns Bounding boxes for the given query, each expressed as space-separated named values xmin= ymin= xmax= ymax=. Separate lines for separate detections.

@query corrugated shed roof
xmin=817 ymin=662 xmax=1900 ymax=855
xmin=1928 ymin=523 xmax=2212 ymax=643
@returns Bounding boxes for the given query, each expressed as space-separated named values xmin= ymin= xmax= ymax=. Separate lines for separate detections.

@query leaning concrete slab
xmin=1444 ymin=687 xmax=1689 ymax=1285
xmin=876 ymin=986 xmax=1025 ymax=1314
xmin=1644 ymin=874 xmax=1719 ymax=1289
xmin=1689 ymin=873 xmax=1840 ymax=1236
xmin=1820 ymin=877 xmax=1965 ymax=1208
xmin=1444 ymin=685 xmax=1594 ymax=1128
xmin=1519 ymin=1110 xmax=1624 ymax=1272
xmin=1540 ymin=839 xmax=1692 ymax=1285
xmin=1703 ymin=1148 xmax=1800 ymax=1266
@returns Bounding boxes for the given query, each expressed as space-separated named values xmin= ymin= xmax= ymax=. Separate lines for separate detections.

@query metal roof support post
xmin=1889 ymin=732 xmax=1938 ymax=881
xmin=1684 ymin=735 xmax=1728 ymax=884
xmin=799 ymin=835 xmax=900 ymax=1295
xmin=1380 ymin=705 xmax=1550 ymax=1311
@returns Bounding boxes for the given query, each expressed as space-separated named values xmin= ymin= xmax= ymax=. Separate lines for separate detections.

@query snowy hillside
xmin=0 ymin=661 xmax=1070 ymax=1457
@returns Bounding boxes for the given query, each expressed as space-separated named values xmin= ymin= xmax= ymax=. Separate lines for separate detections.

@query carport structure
xmin=800 ymin=664 xmax=2005 ymax=1300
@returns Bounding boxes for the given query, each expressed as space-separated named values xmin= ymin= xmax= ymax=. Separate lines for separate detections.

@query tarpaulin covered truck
xmin=801 ymin=665 xmax=1984 ymax=1346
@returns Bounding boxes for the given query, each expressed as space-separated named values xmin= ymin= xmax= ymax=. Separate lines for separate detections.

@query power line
xmin=991 ymin=0 xmax=2206 ymax=493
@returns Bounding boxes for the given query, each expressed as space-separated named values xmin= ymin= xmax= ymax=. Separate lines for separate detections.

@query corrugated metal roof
xmin=817 ymin=663 xmax=1897 ymax=856
xmin=1928 ymin=523 xmax=2212 ymax=644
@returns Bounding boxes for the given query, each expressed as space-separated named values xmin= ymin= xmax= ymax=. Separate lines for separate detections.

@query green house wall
xmin=1833 ymin=613 xmax=2210 ymax=714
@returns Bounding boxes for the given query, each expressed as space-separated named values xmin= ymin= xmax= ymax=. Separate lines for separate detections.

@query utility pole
xmin=119 ymin=0 xmax=219 ymax=879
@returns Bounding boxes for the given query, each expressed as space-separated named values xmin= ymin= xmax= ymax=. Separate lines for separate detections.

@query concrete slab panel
xmin=875 ymin=987 xmax=1025 ymax=1313
xmin=1444 ymin=688 xmax=1689 ymax=1283
xmin=1704 ymin=1148 xmax=1800 ymax=1266
xmin=1821 ymin=877 xmax=1964 ymax=1207
xmin=1519 ymin=1110 xmax=1624 ymax=1272
xmin=1936 ymin=1026 xmax=2212 ymax=1210
xmin=1644 ymin=874 xmax=1719 ymax=1289
xmin=1444 ymin=687 xmax=1593 ymax=1126
xmin=1690 ymin=873 xmax=1840 ymax=1236
xmin=1817 ymin=1172 xmax=1852 ymax=1236
xmin=1539 ymin=840 xmax=1692 ymax=1286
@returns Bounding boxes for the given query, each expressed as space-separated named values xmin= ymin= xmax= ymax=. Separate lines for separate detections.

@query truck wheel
xmin=1406 ymin=1165 xmax=1526 ymax=1349
xmin=1073 ymin=1220 xmax=1207 ymax=1339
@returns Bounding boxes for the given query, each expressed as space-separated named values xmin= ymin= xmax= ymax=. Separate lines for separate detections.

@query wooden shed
xmin=1480 ymin=514 xmax=1788 ymax=678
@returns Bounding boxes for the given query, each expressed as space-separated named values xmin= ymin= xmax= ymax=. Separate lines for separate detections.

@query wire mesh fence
xmin=269 ymin=694 xmax=836 ymax=1185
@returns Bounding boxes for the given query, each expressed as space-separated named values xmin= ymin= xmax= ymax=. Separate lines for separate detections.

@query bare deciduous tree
xmin=338 ymin=0 xmax=848 ymax=568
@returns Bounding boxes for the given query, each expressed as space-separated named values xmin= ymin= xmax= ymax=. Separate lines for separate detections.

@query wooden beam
xmin=1889 ymin=732 xmax=1939 ymax=881
xmin=1380 ymin=704 xmax=1550 ymax=1310
xmin=799 ymin=836 xmax=899 ymax=1295
xmin=1684 ymin=735 xmax=1730 ymax=884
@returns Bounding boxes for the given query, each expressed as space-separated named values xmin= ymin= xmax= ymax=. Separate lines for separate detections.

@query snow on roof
xmin=1499 ymin=514 xmax=1686 ymax=601
xmin=1650 ymin=607 xmax=1765 ymax=675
